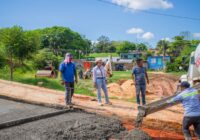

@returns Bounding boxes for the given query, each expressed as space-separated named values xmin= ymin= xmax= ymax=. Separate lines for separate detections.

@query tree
xmin=137 ymin=43 xmax=148 ymax=51
xmin=33 ymin=49 xmax=62 ymax=69
xmin=95 ymin=36 xmax=112 ymax=52
xmin=116 ymin=41 xmax=136 ymax=54
xmin=40 ymin=26 xmax=91 ymax=56
xmin=0 ymin=26 xmax=40 ymax=80
xmin=156 ymin=39 xmax=170 ymax=56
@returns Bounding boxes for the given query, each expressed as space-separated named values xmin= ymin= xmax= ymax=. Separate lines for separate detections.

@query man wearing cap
xmin=59 ymin=53 xmax=78 ymax=106
xmin=168 ymin=81 xmax=200 ymax=140
xmin=132 ymin=58 xmax=149 ymax=106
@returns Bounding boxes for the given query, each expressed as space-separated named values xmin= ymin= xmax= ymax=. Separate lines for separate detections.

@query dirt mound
xmin=107 ymin=73 xmax=179 ymax=99
xmin=125 ymin=129 xmax=152 ymax=140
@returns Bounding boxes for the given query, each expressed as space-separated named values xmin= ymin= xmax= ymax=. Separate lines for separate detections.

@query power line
xmin=96 ymin=0 xmax=200 ymax=21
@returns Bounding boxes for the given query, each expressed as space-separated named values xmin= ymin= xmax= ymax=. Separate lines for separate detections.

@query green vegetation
xmin=108 ymin=71 xmax=132 ymax=83
xmin=88 ymin=53 xmax=119 ymax=57
xmin=156 ymin=36 xmax=200 ymax=72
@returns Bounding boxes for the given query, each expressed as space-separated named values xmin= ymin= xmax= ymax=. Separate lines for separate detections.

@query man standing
xmin=59 ymin=53 xmax=78 ymax=106
xmin=132 ymin=58 xmax=149 ymax=106
xmin=168 ymin=82 xmax=200 ymax=140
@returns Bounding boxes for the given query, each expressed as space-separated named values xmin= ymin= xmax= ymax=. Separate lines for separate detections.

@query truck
xmin=180 ymin=44 xmax=200 ymax=86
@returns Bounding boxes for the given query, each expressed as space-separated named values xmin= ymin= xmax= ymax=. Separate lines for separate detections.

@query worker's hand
xmin=61 ymin=80 xmax=65 ymax=85
xmin=131 ymin=82 xmax=135 ymax=86
xmin=147 ymin=79 xmax=150 ymax=84
xmin=75 ymin=78 xmax=78 ymax=84
xmin=94 ymin=82 xmax=97 ymax=89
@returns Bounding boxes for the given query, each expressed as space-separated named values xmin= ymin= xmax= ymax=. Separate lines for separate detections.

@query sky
xmin=0 ymin=0 xmax=200 ymax=47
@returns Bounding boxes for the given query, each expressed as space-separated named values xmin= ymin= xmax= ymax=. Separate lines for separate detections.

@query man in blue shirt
xmin=168 ymin=82 xmax=200 ymax=140
xmin=132 ymin=59 xmax=149 ymax=106
xmin=59 ymin=53 xmax=77 ymax=105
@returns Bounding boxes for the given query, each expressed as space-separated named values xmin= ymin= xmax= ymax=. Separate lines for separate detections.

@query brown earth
xmin=0 ymin=73 xmax=197 ymax=140
xmin=107 ymin=73 xmax=179 ymax=101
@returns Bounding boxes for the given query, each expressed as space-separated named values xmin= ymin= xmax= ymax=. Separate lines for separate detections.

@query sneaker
xmin=98 ymin=103 xmax=103 ymax=106
xmin=105 ymin=102 xmax=112 ymax=105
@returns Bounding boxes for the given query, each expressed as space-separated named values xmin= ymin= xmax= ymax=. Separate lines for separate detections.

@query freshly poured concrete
xmin=0 ymin=110 xmax=127 ymax=140
xmin=0 ymin=98 xmax=57 ymax=123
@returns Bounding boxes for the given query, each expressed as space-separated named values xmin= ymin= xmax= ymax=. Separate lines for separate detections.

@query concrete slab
xmin=0 ymin=98 xmax=57 ymax=123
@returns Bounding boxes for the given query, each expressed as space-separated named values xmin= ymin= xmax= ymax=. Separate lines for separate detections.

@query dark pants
xmin=65 ymin=82 xmax=74 ymax=104
xmin=135 ymin=84 xmax=146 ymax=105
xmin=183 ymin=116 xmax=200 ymax=139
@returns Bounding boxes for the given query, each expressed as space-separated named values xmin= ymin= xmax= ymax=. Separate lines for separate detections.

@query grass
xmin=0 ymin=66 xmax=184 ymax=103
xmin=108 ymin=71 xmax=132 ymax=83
xmin=88 ymin=53 xmax=119 ymax=58
xmin=0 ymin=67 xmax=95 ymax=97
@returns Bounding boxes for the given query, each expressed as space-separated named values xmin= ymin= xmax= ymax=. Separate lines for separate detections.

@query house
xmin=147 ymin=56 xmax=170 ymax=70
xmin=120 ymin=52 xmax=142 ymax=60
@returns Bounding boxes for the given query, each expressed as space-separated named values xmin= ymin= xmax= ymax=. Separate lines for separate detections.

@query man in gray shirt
xmin=132 ymin=58 xmax=149 ymax=106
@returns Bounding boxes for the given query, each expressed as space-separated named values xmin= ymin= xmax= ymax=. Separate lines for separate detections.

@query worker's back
xmin=175 ymin=87 xmax=200 ymax=117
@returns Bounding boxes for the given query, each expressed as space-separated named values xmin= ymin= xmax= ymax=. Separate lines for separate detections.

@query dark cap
xmin=180 ymin=81 xmax=190 ymax=88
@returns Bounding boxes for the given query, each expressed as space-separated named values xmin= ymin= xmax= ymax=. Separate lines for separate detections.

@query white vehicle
xmin=180 ymin=44 xmax=200 ymax=86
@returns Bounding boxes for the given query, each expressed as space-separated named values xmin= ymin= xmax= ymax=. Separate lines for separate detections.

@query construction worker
xmin=168 ymin=81 xmax=200 ymax=140
xmin=93 ymin=58 xmax=112 ymax=106
xmin=132 ymin=58 xmax=149 ymax=106
xmin=59 ymin=53 xmax=78 ymax=106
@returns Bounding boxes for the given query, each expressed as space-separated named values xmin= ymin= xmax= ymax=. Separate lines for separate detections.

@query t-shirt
xmin=169 ymin=87 xmax=200 ymax=117
xmin=132 ymin=66 xmax=146 ymax=85
xmin=59 ymin=62 xmax=76 ymax=83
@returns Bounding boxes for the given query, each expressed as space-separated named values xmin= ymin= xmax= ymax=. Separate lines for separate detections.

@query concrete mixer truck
xmin=180 ymin=44 xmax=200 ymax=86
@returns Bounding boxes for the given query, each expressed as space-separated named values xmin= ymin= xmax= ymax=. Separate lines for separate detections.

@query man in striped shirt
xmin=168 ymin=81 xmax=200 ymax=140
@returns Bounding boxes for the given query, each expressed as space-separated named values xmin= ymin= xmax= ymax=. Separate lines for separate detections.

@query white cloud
xmin=126 ymin=27 xmax=144 ymax=34
xmin=141 ymin=32 xmax=154 ymax=40
xmin=193 ymin=33 xmax=200 ymax=38
xmin=112 ymin=0 xmax=173 ymax=10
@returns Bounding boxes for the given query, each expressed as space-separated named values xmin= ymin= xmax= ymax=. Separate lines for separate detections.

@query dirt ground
xmin=0 ymin=73 xmax=196 ymax=140
xmin=107 ymin=73 xmax=179 ymax=100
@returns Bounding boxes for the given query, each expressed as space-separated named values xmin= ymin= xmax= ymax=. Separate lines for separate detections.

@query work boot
xmin=105 ymin=102 xmax=112 ymax=105
xmin=98 ymin=102 xmax=103 ymax=106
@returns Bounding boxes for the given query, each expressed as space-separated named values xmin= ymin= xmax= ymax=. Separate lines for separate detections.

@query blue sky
xmin=0 ymin=0 xmax=200 ymax=47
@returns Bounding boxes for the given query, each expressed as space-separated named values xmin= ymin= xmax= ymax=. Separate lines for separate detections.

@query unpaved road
xmin=0 ymin=79 xmax=187 ymax=139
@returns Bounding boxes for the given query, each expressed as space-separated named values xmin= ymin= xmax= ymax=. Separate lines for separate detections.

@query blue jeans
xmin=96 ymin=79 xmax=109 ymax=103
xmin=135 ymin=84 xmax=146 ymax=105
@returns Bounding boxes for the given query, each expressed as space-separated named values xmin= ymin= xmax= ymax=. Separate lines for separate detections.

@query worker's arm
xmin=93 ymin=68 xmax=97 ymax=88
xmin=132 ymin=67 xmax=135 ymax=85
xmin=74 ymin=65 xmax=78 ymax=84
xmin=145 ymin=69 xmax=149 ymax=84
xmin=167 ymin=94 xmax=183 ymax=104
xmin=59 ymin=63 xmax=65 ymax=85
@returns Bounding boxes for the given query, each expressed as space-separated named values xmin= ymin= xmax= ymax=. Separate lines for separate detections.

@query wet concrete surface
xmin=0 ymin=98 xmax=57 ymax=123
xmin=0 ymin=110 xmax=127 ymax=140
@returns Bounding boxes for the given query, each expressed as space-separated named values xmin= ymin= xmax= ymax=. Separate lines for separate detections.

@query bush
xmin=166 ymin=62 xmax=180 ymax=72
xmin=33 ymin=49 xmax=62 ymax=69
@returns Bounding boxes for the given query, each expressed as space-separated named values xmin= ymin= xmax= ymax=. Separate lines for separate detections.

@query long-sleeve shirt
xmin=168 ymin=87 xmax=200 ymax=117
xmin=92 ymin=65 xmax=106 ymax=82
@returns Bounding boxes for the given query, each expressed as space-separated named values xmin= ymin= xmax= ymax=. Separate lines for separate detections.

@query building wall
xmin=147 ymin=56 xmax=170 ymax=70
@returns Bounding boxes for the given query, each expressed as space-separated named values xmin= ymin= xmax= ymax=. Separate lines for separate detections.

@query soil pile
xmin=125 ymin=129 xmax=152 ymax=140
xmin=107 ymin=74 xmax=179 ymax=99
